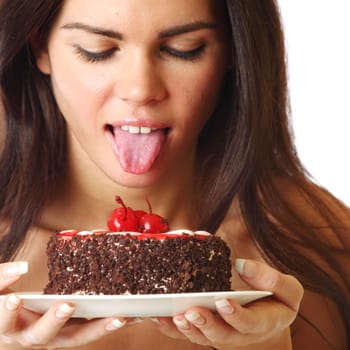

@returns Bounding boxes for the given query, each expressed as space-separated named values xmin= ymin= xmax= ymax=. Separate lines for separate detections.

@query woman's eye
xmin=161 ymin=44 xmax=206 ymax=61
xmin=74 ymin=45 xmax=117 ymax=63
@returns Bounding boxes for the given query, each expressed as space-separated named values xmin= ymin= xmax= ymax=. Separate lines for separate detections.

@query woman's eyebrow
xmin=158 ymin=21 xmax=217 ymax=38
xmin=61 ymin=22 xmax=123 ymax=39
xmin=60 ymin=20 xmax=217 ymax=40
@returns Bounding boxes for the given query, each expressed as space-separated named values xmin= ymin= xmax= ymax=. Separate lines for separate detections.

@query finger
xmin=0 ymin=262 xmax=28 ymax=290
xmin=150 ymin=317 xmax=187 ymax=340
xmin=181 ymin=308 xmax=235 ymax=346
xmin=20 ymin=302 xmax=75 ymax=347
xmin=51 ymin=317 xmax=127 ymax=348
xmin=0 ymin=294 xmax=23 ymax=334
xmin=215 ymin=297 xmax=296 ymax=337
xmin=235 ymin=259 xmax=304 ymax=311
xmin=125 ymin=317 xmax=145 ymax=326
xmin=172 ymin=314 xmax=212 ymax=346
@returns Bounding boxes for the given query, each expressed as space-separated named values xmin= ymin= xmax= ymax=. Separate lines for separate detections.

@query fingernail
xmin=173 ymin=316 xmax=190 ymax=330
xmin=185 ymin=311 xmax=205 ymax=326
xmin=135 ymin=317 xmax=144 ymax=323
xmin=235 ymin=259 xmax=257 ymax=279
xmin=235 ymin=258 xmax=246 ymax=275
xmin=151 ymin=317 xmax=160 ymax=324
xmin=55 ymin=303 xmax=75 ymax=319
xmin=128 ymin=317 xmax=144 ymax=325
xmin=3 ymin=261 xmax=28 ymax=279
xmin=215 ymin=298 xmax=234 ymax=314
xmin=6 ymin=294 xmax=21 ymax=311
xmin=105 ymin=318 xmax=126 ymax=331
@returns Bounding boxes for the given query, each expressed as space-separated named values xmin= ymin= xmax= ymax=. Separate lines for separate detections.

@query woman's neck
xmin=39 ymin=160 xmax=198 ymax=233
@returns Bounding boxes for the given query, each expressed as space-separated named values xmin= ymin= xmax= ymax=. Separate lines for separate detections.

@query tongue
xmin=111 ymin=128 xmax=165 ymax=174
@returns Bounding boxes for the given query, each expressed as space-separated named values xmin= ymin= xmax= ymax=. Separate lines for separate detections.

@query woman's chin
xmin=109 ymin=166 xmax=165 ymax=189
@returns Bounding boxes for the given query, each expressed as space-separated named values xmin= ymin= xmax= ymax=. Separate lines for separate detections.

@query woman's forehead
xmin=56 ymin=0 xmax=225 ymax=22
xmin=51 ymin=0 xmax=228 ymax=40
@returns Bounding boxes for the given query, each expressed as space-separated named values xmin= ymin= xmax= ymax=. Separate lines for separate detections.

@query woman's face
xmin=36 ymin=0 xmax=229 ymax=188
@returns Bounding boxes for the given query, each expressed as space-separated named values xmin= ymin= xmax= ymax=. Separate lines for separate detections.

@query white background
xmin=278 ymin=1 xmax=350 ymax=206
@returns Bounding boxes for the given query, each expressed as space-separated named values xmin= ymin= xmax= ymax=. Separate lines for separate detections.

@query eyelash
xmin=74 ymin=46 xmax=117 ymax=63
xmin=74 ymin=44 xmax=206 ymax=63
xmin=161 ymin=44 xmax=206 ymax=62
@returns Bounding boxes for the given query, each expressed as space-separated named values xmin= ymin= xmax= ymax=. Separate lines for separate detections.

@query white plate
xmin=1 ymin=291 xmax=272 ymax=318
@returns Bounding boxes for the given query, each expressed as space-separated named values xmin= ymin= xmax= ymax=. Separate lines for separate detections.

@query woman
xmin=0 ymin=0 xmax=349 ymax=349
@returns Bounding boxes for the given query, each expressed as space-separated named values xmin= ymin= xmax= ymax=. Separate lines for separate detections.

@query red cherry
xmin=107 ymin=196 xmax=139 ymax=231
xmin=139 ymin=214 xmax=169 ymax=233
xmin=139 ymin=197 xmax=169 ymax=233
xmin=134 ymin=210 xmax=147 ymax=220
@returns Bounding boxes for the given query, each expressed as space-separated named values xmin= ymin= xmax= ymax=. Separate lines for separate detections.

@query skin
xmin=37 ymin=0 xmax=229 ymax=190
xmin=2 ymin=0 xmax=347 ymax=348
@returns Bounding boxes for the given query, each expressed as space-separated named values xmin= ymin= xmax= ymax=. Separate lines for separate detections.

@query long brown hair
xmin=1 ymin=0 xmax=349 ymax=341
xmin=198 ymin=0 xmax=350 ymax=340
xmin=0 ymin=0 xmax=66 ymax=257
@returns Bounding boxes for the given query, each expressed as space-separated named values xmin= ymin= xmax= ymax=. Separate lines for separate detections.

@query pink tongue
xmin=112 ymin=128 xmax=165 ymax=174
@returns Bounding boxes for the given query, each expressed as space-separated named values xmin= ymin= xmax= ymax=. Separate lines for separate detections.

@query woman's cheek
xmin=52 ymin=66 xmax=112 ymax=119
xmin=182 ymin=67 xmax=224 ymax=124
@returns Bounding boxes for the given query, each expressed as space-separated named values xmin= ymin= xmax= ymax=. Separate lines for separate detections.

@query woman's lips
xmin=105 ymin=124 xmax=167 ymax=174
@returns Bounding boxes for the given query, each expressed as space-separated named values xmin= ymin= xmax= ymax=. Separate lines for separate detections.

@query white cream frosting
xmin=73 ymin=229 xmax=211 ymax=237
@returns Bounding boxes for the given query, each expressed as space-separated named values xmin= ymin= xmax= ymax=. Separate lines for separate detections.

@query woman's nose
xmin=116 ymin=52 xmax=167 ymax=106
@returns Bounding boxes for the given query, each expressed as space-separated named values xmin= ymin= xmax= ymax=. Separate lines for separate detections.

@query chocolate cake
xmin=44 ymin=230 xmax=232 ymax=295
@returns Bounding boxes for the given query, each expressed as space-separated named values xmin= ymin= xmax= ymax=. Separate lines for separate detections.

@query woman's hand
xmin=153 ymin=259 xmax=304 ymax=349
xmin=0 ymin=262 xmax=129 ymax=349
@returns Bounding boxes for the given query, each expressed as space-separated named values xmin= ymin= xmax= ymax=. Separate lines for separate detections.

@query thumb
xmin=235 ymin=259 xmax=303 ymax=312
